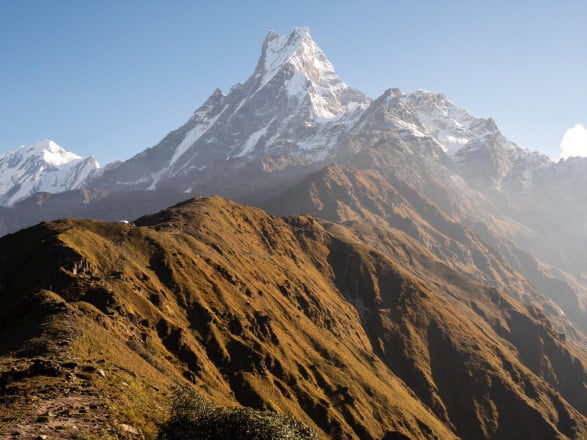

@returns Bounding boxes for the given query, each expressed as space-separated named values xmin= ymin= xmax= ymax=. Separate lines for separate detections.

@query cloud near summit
xmin=559 ymin=124 xmax=587 ymax=160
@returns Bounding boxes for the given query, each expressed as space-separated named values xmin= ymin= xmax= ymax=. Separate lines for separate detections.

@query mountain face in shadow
xmin=1 ymin=197 xmax=585 ymax=439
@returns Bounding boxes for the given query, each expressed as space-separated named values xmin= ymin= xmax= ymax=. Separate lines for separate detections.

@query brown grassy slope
xmin=0 ymin=198 xmax=455 ymax=439
xmin=0 ymin=197 xmax=585 ymax=439
xmin=264 ymin=164 xmax=538 ymax=297
xmin=319 ymin=226 xmax=587 ymax=439
xmin=263 ymin=164 xmax=587 ymax=347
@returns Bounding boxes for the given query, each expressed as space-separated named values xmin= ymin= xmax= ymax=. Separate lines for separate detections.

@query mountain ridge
xmin=3 ymin=28 xmax=582 ymax=205
xmin=1 ymin=197 xmax=585 ymax=438
xmin=262 ymin=163 xmax=587 ymax=347
xmin=1 ymin=27 xmax=584 ymax=355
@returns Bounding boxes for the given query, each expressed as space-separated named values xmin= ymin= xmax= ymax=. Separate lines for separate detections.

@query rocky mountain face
xmin=92 ymin=27 xmax=370 ymax=193
xmin=0 ymin=140 xmax=100 ymax=207
xmin=1 ymin=198 xmax=586 ymax=439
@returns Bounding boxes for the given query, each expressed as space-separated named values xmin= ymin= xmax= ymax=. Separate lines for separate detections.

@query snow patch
xmin=285 ymin=70 xmax=308 ymax=98
xmin=169 ymin=108 xmax=226 ymax=167
xmin=235 ymin=122 xmax=273 ymax=158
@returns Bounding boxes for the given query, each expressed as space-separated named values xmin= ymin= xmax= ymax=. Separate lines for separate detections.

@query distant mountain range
xmin=1 ymin=27 xmax=584 ymax=316
xmin=0 ymin=140 xmax=100 ymax=207
xmin=0 ymin=27 xmax=585 ymax=438
xmin=2 ymin=27 xmax=580 ymax=204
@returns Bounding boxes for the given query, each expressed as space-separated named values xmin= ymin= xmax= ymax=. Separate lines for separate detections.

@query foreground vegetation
xmin=159 ymin=386 xmax=319 ymax=440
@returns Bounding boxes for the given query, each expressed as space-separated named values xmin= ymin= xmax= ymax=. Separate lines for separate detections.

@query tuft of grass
xmin=126 ymin=339 xmax=167 ymax=373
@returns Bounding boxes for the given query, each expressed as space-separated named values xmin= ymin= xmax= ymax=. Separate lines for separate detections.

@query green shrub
xmin=158 ymin=386 xmax=319 ymax=440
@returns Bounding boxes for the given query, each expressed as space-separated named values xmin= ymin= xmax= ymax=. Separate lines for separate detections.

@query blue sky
xmin=1 ymin=0 xmax=585 ymax=164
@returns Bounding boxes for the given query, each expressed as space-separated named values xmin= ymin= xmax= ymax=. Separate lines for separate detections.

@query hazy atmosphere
xmin=1 ymin=0 xmax=586 ymax=164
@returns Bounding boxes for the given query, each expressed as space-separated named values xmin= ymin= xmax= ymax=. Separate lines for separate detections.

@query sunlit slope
xmin=0 ymin=196 xmax=585 ymax=439
xmin=0 ymin=197 xmax=452 ymax=439
xmin=265 ymin=164 xmax=587 ymax=347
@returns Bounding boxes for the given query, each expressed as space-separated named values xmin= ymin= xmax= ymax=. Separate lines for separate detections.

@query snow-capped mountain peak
xmin=96 ymin=27 xmax=371 ymax=192
xmin=93 ymin=26 xmax=558 ymax=196
xmin=258 ymin=27 xmax=314 ymax=84
xmin=402 ymin=90 xmax=490 ymax=155
xmin=252 ymin=27 xmax=364 ymax=119
xmin=13 ymin=139 xmax=83 ymax=166
xmin=257 ymin=27 xmax=337 ymax=90
xmin=0 ymin=140 xmax=101 ymax=206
